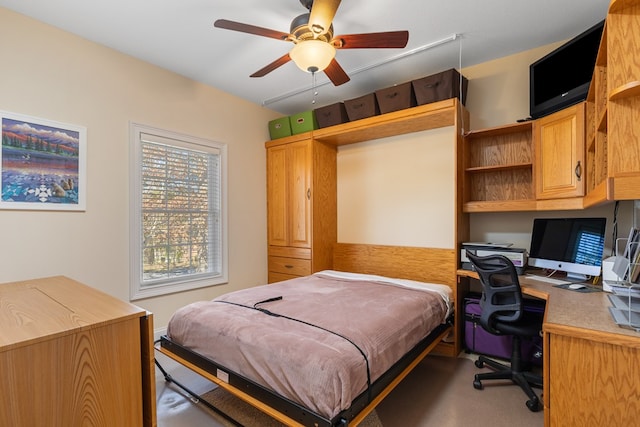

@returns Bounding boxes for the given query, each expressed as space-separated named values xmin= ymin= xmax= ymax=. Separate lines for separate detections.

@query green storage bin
xmin=268 ymin=117 xmax=292 ymax=139
xmin=289 ymin=111 xmax=318 ymax=134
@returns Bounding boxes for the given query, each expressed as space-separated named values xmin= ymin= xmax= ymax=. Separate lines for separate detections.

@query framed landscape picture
xmin=0 ymin=111 xmax=87 ymax=211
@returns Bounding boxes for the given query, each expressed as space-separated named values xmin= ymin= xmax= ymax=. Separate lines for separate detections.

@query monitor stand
xmin=565 ymin=272 xmax=589 ymax=282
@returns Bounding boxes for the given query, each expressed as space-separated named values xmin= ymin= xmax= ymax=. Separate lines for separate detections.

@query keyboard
xmin=524 ymin=274 xmax=571 ymax=285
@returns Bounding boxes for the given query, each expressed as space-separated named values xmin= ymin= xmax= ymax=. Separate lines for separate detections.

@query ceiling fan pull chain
xmin=311 ymin=71 xmax=319 ymax=105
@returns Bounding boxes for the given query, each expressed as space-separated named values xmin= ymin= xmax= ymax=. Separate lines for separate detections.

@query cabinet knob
xmin=575 ymin=161 xmax=582 ymax=181
xmin=307 ymin=188 xmax=311 ymax=200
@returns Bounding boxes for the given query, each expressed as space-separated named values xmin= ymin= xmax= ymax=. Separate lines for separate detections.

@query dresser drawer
xmin=268 ymin=246 xmax=311 ymax=259
xmin=268 ymin=256 xmax=311 ymax=277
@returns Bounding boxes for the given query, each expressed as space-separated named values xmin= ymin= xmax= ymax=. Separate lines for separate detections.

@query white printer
xmin=461 ymin=243 xmax=528 ymax=275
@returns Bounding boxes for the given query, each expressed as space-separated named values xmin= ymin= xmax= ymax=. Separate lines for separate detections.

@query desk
xmin=457 ymin=270 xmax=640 ymax=426
xmin=0 ymin=276 xmax=156 ymax=426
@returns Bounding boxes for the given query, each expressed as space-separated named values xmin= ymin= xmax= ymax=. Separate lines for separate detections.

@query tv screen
xmin=530 ymin=20 xmax=604 ymax=119
xmin=528 ymin=217 xmax=606 ymax=281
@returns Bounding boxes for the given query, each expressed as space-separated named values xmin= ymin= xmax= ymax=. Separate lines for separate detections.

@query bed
xmin=157 ymin=243 xmax=458 ymax=426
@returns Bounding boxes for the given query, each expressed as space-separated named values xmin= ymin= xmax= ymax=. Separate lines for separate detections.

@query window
xmin=130 ymin=123 xmax=227 ymax=300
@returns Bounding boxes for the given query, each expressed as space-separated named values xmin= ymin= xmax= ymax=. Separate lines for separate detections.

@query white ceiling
xmin=0 ymin=0 xmax=609 ymax=115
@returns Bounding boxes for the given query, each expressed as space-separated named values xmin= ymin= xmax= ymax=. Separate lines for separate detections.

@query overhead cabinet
xmin=534 ymin=102 xmax=586 ymax=200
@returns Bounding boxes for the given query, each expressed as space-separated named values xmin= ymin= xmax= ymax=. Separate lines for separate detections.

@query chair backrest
xmin=466 ymin=251 xmax=524 ymax=335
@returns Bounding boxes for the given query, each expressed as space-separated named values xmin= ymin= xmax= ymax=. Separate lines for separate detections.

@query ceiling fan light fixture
xmin=290 ymin=40 xmax=336 ymax=73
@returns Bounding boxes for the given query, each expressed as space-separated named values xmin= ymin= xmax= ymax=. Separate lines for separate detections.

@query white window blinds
xmin=130 ymin=124 xmax=227 ymax=300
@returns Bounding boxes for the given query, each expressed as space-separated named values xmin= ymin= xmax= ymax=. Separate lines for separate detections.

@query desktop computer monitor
xmin=528 ymin=217 xmax=606 ymax=281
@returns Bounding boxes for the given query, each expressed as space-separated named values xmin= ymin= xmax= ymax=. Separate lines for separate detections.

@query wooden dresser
xmin=0 ymin=276 xmax=156 ymax=426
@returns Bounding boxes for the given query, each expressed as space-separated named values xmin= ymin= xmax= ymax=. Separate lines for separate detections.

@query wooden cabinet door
xmin=267 ymin=145 xmax=288 ymax=247
xmin=286 ymin=140 xmax=312 ymax=248
xmin=548 ymin=333 xmax=640 ymax=426
xmin=534 ymin=103 xmax=585 ymax=199
xmin=266 ymin=140 xmax=311 ymax=248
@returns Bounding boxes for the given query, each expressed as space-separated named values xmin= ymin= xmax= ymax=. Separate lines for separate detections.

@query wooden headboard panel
xmin=333 ymin=243 xmax=457 ymax=290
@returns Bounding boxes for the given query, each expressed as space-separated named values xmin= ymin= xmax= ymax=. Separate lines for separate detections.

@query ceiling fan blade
xmin=324 ymin=59 xmax=350 ymax=86
xmin=333 ymin=31 xmax=409 ymax=49
xmin=308 ymin=0 xmax=341 ymax=36
xmin=214 ymin=19 xmax=290 ymax=41
xmin=250 ymin=53 xmax=292 ymax=78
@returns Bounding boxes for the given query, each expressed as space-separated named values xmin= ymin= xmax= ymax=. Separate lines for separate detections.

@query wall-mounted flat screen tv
xmin=529 ymin=20 xmax=604 ymax=119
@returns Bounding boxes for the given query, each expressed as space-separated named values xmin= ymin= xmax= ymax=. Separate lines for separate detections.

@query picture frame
xmin=0 ymin=111 xmax=87 ymax=211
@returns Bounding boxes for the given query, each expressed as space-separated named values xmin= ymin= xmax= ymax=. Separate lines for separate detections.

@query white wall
xmin=337 ymin=127 xmax=456 ymax=248
xmin=462 ymin=42 xmax=563 ymax=130
xmin=0 ymin=8 xmax=280 ymax=328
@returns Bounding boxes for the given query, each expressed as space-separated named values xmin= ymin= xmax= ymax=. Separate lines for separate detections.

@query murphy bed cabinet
xmin=265 ymin=98 xmax=469 ymax=357
xmin=0 ymin=276 xmax=156 ymax=426
xmin=266 ymin=138 xmax=337 ymax=283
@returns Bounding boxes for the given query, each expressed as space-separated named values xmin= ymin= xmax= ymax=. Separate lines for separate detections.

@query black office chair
xmin=466 ymin=251 xmax=543 ymax=412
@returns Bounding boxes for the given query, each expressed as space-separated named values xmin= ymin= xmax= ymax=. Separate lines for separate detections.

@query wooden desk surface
xmin=458 ymin=269 xmax=640 ymax=348
xmin=0 ymin=275 xmax=146 ymax=352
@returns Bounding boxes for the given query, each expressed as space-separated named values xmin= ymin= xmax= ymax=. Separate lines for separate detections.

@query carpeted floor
xmin=375 ymin=355 xmax=543 ymax=426
xmin=195 ymin=355 xmax=543 ymax=427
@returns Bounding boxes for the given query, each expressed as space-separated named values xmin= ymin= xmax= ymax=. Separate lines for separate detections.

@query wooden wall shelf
xmin=463 ymin=121 xmax=535 ymax=211
xmin=312 ymin=99 xmax=461 ymax=147
xmin=609 ymin=81 xmax=640 ymax=101
xmin=464 ymin=121 xmax=533 ymax=138
xmin=464 ymin=199 xmax=537 ymax=213
xmin=585 ymin=0 xmax=640 ymax=203
xmin=465 ymin=162 xmax=532 ymax=173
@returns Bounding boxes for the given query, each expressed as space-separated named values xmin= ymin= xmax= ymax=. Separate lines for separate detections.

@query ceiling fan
xmin=214 ymin=0 xmax=409 ymax=86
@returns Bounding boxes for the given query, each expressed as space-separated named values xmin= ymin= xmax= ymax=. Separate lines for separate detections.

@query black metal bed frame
xmin=158 ymin=322 xmax=451 ymax=427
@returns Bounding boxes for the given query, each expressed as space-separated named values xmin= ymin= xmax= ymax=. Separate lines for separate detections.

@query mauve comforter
xmin=166 ymin=270 xmax=452 ymax=419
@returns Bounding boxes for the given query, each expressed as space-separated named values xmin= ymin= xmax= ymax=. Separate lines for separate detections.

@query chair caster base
xmin=475 ymin=359 xmax=484 ymax=369
xmin=526 ymin=397 xmax=542 ymax=412
xmin=473 ymin=379 xmax=483 ymax=390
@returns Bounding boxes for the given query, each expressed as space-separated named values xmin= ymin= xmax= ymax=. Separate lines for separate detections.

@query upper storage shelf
xmin=463 ymin=121 xmax=536 ymax=212
xmin=266 ymin=99 xmax=464 ymax=148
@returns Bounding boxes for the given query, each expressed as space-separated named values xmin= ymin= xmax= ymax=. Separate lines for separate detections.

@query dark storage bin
xmin=412 ymin=68 xmax=468 ymax=106
xmin=315 ymin=102 xmax=349 ymax=128
xmin=375 ymin=82 xmax=416 ymax=114
xmin=344 ymin=93 xmax=380 ymax=121
xmin=464 ymin=294 xmax=544 ymax=366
